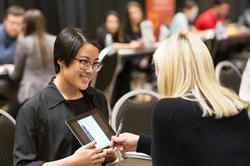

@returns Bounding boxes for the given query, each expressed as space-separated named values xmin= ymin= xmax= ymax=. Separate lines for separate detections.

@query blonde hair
xmin=153 ymin=32 xmax=248 ymax=119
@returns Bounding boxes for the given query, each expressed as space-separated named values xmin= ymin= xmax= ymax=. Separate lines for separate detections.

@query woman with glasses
xmin=111 ymin=32 xmax=250 ymax=166
xmin=14 ymin=27 xmax=117 ymax=166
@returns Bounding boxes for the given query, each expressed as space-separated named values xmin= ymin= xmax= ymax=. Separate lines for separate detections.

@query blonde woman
xmin=112 ymin=32 xmax=250 ymax=166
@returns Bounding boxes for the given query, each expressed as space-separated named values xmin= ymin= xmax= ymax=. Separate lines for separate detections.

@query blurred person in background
xmin=170 ymin=0 xmax=199 ymax=34
xmin=111 ymin=1 xmax=151 ymax=107
xmin=4 ymin=9 xmax=56 ymax=118
xmin=242 ymin=8 xmax=250 ymax=28
xmin=195 ymin=0 xmax=230 ymax=30
xmin=0 ymin=5 xmax=25 ymax=109
xmin=238 ymin=7 xmax=250 ymax=29
xmin=123 ymin=1 xmax=144 ymax=44
xmin=0 ymin=5 xmax=25 ymax=64
xmin=96 ymin=10 xmax=142 ymax=50
xmin=112 ymin=32 xmax=250 ymax=166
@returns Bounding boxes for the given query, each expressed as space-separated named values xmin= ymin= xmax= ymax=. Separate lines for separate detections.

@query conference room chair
xmin=91 ymin=46 xmax=121 ymax=114
xmin=111 ymin=89 xmax=160 ymax=136
xmin=215 ymin=60 xmax=242 ymax=93
xmin=0 ymin=109 xmax=16 ymax=166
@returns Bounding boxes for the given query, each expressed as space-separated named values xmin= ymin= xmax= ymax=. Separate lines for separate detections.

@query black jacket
xmin=14 ymin=80 xmax=109 ymax=166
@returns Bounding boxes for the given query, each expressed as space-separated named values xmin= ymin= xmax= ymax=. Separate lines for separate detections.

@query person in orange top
xmin=195 ymin=0 xmax=230 ymax=30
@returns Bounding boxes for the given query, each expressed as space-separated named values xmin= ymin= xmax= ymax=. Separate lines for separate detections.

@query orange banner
xmin=146 ymin=0 xmax=175 ymax=39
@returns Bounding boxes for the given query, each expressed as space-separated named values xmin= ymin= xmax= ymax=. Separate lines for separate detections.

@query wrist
xmin=42 ymin=155 xmax=77 ymax=166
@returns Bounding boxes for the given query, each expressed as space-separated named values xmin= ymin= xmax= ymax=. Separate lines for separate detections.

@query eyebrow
xmin=78 ymin=55 xmax=99 ymax=61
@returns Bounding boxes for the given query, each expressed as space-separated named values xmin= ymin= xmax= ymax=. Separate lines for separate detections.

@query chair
xmin=91 ymin=46 xmax=121 ymax=105
xmin=111 ymin=89 xmax=160 ymax=136
xmin=0 ymin=109 xmax=16 ymax=166
xmin=215 ymin=60 xmax=242 ymax=93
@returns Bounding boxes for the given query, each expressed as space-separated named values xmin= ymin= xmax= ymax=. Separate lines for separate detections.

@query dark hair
xmin=5 ymin=5 xmax=25 ymax=18
xmin=54 ymin=27 xmax=100 ymax=74
xmin=179 ymin=0 xmax=197 ymax=12
xmin=105 ymin=10 xmax=121 ymax=22
xmin=24 ymin=9 xmax=46 ymax=36
xmin=24 ymin=9 xmax=48 ymax=67
xmin=214 ymin=0 xmax=229 ymax=6
xmin=105 ymin=10 xmax=124 ymax=42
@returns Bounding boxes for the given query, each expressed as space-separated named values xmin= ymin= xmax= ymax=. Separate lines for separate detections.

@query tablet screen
xmin=77 ymin=115 xmax=110 ymax=148
xmin=66 ymin=109 xmax=115 ymax=149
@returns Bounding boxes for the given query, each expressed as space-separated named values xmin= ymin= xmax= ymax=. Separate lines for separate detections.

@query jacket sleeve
xmin=13 ymin=101 xmax=45 ymax=166
xmin=136 ymin=135 xmax=152 ymax=155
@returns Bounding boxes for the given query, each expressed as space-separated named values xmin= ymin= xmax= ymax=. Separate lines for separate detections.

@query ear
xmin=57 ymin=59 xmax=64 ymax=69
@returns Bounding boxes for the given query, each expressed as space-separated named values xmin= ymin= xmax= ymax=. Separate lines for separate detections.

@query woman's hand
xmin=111 ymin=132 xmax=139 ymax=153
xmin=72 ymin=141 xmax=107 ymax=166
xmin=42 ymin=141 xmax=106 ymax=166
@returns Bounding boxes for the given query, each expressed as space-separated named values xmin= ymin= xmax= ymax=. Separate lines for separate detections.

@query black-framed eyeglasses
xmin=74 ymin=58 xmax=103 ymax=72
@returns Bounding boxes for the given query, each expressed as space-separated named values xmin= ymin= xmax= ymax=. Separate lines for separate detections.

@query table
xmin=117 ymin=42 xmax=160 ymax=59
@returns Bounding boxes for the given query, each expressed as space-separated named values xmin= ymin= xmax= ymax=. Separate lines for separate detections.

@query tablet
xmin=65 ymin=109 xmax=115 ymax=149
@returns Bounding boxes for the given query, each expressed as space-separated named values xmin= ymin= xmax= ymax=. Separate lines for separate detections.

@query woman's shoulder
xmin=17 ymin=34 xmax=55 ymax=48
xmin=16 ymin=36 xmax=35 ymax=53
xmin=154 ymin=97 xmax=202 ymax=121
xmin=17 ymin=35 xmax=34 ymax=45
xmin=156 ymin=97 xmax=191 ymax=107
xmin=44 ymin=33 xmax=56 ymax=42
xmin=173 ymin=12 xmax=187 ymax=22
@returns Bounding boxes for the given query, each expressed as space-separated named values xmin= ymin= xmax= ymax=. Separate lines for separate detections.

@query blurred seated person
xmin=123 ymin=1 xmax=152 ymax=70
xmin=237 ymin=8 xmax=250 ymax=35
xmin=0 ymin=5 xmax=25 ymax=64
xmin=0 ymin=5 xmax=25 ymax=107
xmin=242 ymin=8 xmax=250 ymax=28
xmin=96 ymin=10 xmax=142 ymax=50
xmin=195 ymin=0 xmax=230 ymax=31
xmin=111 ymin=32 xmax=250 ymax=166
xmin=123 ymin=1 xmax=143 ymax=43
xmin=4 ymin=9 xmax=56 ymax=118
xmin=170 ymin=0 xmax=198 ymax=35
xmin=111 ymin=1 xmax=151 ymax=107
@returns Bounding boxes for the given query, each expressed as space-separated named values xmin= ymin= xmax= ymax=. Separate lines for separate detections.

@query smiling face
xmin=59 ymin=43 xmax=99 ymax=91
